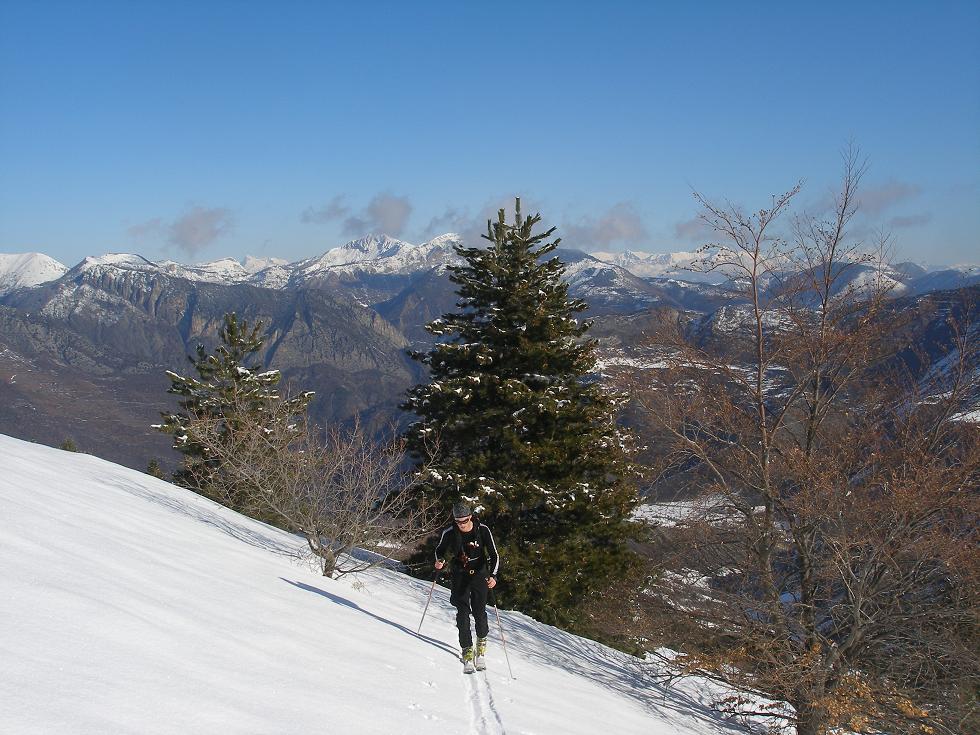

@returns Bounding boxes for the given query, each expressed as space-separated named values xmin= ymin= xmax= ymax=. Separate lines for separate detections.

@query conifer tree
xmin=403 ymin=199 xmax=639 ymax=624
xmin=146 ymin=458 xmax=165 ymax=479
xmin=155 ymin=312 xmax=313 ymax=507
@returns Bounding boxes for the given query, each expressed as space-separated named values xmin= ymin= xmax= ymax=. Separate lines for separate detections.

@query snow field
xmin=1 ymin=434 xmax=747 ymax=735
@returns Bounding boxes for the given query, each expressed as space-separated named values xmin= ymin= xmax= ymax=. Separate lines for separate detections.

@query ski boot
xmin=462 ymin=646 xmax=476 ymax=674
xmin=474 ymin=637 xmax=488 ymax=671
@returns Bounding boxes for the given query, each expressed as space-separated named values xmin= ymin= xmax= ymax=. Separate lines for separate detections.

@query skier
xmin=434 ymin=503 xmax=500 ymax=673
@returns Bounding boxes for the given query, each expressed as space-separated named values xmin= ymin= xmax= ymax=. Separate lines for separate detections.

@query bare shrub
xmin=184 ymin=391 xmax=438 ymax=577
xmin=626 ymin=150 xmax=980 ymax=734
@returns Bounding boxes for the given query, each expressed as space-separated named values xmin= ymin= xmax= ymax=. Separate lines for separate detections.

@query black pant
xmin=449 ymin=571 xmax=489 ymax=649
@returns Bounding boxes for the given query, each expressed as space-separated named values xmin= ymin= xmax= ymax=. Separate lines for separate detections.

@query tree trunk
xmin=306 ymin=534 xmax=336 ymax=577
xmin=794 ymin=701 xmax=827 ymax=735
xmin=319 ymin=549 xmax=336 ymax=577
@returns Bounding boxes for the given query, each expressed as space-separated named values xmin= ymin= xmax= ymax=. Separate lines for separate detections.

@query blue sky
xmin=1 ymin=1 xmax=977 ymax=267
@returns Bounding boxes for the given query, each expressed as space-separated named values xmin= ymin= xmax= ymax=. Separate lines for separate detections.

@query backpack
xmin=453 ymin=516 xmax=487 ymax=573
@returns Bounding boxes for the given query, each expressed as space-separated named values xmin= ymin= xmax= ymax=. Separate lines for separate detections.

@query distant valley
xmin=1 ymin=234 xmax=976 ymax=473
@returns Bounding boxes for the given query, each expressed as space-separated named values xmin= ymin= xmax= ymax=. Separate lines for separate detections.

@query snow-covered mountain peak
xmin=336 ymin=233 xmax=462 ymax=263
xmin=620 ymin=249 xmax=654 ymax=261
xmin=590 ymin=249 xmax=720 ymax=282
xmin=151 ymin=257 xmax=247 ymax=284
xmin=69 ymin=253 xmax=159 ymax=276
xmin=340 ymin=233 xmax=408 ymax=256
xmin=243 ymin=255 xmax=289 ymax=274
xmin=295 ymin=234 xmax=411 ymax=273
xmin=424 ymin=232 xmax=463 ymax=249
xmin=290 ymin=233 xmax=463 ymax=282
xmin=199 ymin=255 xmax=242 ymax=268
xmin=0 ymin=252 xmax=68 ymax=295
xmin=62 ymin=253 xmax=257 ymax=287
xmin=79 ymin=252 xmax=155 ymax=268
xmin=561 ymin=252 xmax=616 ymax=277
xmin=190 ymin=257 xmax=250 ymax=281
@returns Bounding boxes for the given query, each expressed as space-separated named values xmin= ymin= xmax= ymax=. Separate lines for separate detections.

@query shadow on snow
xmin=104 ymin=476 xmax=298 ymax=558
xmin=282 ymin=578 xmax=460 ymax=659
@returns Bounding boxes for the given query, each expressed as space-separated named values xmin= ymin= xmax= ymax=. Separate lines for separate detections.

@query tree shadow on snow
xmin=281 ymin=579 xmax=460 ymax=659
xmin=493 ymin=612 xmax=752 ymax=734
xmin=104 ymin=476 xmax=297 ymax=558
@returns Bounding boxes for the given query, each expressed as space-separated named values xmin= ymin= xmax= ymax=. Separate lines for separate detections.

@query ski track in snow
xmin=481 ymin=674 xmax=508 ymax=734
xmin=465 ymin=670 xmax=507 ymax=735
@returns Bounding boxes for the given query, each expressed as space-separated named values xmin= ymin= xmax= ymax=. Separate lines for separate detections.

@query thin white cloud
xmin=857 ymin=181 xmax=921 ymax=217
xmin=342 ymin=193 xmax=413 ymax=237
xmin=673 ymin=215 xmax=714 ymax=242
xmin=888 ymin=212 xmax=932 ymax=229
xmin=422 ymin=207 xmax=470 ymax=239
xmin=168 ymin=206 xmax=234 ymax=255
xmin=127 ymin=218 xmax=165 ymax=240
xmin=562 ymin=202 xmax=648 ymax=249
xmin=300 ymin=192 xmax=413 ymax=237
xmin=421 ymin=196 xmax=548 ymax=247
xmin=301 ymin=195 xmax=350 ymax=224
xmin=126 ymin=206 xmax=234 ymax=256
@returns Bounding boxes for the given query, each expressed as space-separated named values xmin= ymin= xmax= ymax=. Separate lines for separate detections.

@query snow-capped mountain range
xmin=590 ymin=249 xmax=714 ymax=281
xmin=291 ymin=233 xmax=461 ymax=280
xmin=3 ymin=235 xmax=975 ymax=301
xmin=0 ymin=239 xmax=710 ymax=295
xmin=6 ymin=234 xmax=466 ymax=295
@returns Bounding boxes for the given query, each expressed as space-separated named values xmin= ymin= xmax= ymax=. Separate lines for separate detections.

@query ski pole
xmin=490 ymin=588 xmax=515 ymax=679
xmin=417 ymin=569 xmax=441 ymax=634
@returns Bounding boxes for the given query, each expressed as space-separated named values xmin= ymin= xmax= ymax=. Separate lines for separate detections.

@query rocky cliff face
xmin=0 ymin=264 xmax=421 ymax=471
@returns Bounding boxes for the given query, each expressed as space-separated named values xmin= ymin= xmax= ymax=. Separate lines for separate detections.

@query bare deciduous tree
xmin=185 ymin=391 xmax=438 ymax=577
xmin=627 ymin=150 xmax=979 ymax=734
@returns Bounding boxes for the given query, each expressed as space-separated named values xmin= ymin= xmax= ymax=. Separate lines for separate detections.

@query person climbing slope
xmin=434 ymin=503 xmax=500 ymax=673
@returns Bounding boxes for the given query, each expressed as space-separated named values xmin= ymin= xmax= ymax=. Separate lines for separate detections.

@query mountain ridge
xmin=4 ymin=235 xmax=975 ymax=304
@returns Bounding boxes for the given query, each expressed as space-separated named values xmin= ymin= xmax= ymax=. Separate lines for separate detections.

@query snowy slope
xmin=908 ymin=266 xmax=980 ymax=295
xmin=0 ymin=433 xmax=749 ymax=735
xmin=72 ymin=253 xmax=258 ymax=285
xmin=589 ymin=250 xmax=723 ymax=283
xmin=0 ymin=252 xmax=68 ymax=295
xmin=157 ymin=256 xmax=251 ymax=283
xmin=287 ymin=233 xmax=462 ymax=284
xmin=47 ymin=235 xmax=463 ymax=291
xmin=243 ymin=255 xmax=289 ymax=275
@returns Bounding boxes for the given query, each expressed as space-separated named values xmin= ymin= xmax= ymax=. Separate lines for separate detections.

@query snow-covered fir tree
xmin=155 ymin=312 xmax=313 ymax=509
xmin=403 ymin=200 xmax=639 ymax=625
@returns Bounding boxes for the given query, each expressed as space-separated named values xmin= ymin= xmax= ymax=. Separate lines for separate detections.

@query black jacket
xmin=435 ymin=520 xmax=500 ymax=578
